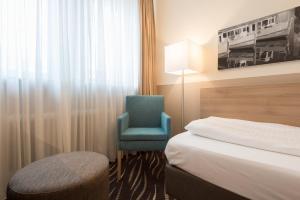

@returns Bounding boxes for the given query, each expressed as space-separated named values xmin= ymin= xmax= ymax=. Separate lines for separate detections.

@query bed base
xmin=165 ymin=164 xmax=248 ymax=200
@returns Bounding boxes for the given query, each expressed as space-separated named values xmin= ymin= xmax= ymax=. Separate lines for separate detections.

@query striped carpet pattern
xmin=109 ymin=152 xmax=174 ymax=200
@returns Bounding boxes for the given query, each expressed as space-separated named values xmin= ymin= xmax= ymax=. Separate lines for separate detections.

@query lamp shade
xmin=164 ymin=40 xmax=200 ymax=75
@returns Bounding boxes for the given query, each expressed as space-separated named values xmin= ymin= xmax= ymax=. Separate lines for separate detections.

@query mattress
xmin=165 ymin=132 xmax=300 ymax=200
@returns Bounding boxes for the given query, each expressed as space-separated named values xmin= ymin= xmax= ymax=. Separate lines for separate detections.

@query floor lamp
xmin=164 ymin=40 xmax=200 ymax=130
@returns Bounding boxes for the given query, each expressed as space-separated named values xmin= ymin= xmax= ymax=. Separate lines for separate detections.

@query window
xmin=223 ymin=32 xmax=227 ymax=38
xmin=252 ymin=24 xmax=256 ymax=31
xmin=258 ymin=22 xmax=262 ymax=30
xmin=235 ymin=29 xmax=241 ymax=35
xmin=0 ymin=0 xmax=140 ymax=89
xmin=262 ymin=19 xmax=269 ymax=26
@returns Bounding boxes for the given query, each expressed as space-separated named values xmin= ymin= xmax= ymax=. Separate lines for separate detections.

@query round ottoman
xmin=7 ymin=152 xmax=109 ymax=200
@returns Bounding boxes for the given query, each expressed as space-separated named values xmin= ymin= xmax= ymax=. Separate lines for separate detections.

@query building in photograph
xmin=255 ymin=10 xmax=294 ymax=64
xmin=218 ymin=6 xmax=300 ymax=70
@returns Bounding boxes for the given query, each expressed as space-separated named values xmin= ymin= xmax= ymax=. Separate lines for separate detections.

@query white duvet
xmin=165 ymin=132 xmax=300 ymax=200
xmin=185 ymin=116 xmax=300 ymax=157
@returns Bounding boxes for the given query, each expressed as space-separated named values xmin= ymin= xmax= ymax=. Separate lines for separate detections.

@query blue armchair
xmin=117 ymin=95 xmax=171 ymax=179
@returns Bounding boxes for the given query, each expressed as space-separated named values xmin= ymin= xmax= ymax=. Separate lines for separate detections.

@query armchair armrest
xmin=118 ymin=112 xmax=129 ymax=138
xmin=161 ymin=112 xmax=171 ymax=138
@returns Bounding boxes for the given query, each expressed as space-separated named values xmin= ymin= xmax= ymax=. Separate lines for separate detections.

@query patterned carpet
xmin=109 ymin=152 xmax=174 ymax=200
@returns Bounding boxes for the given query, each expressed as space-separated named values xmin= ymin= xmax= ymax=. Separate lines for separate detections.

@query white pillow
xmin=185 ymin=116 xmax=300 ymax=157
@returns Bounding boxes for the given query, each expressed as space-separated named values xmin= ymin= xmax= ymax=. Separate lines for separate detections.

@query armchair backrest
xmin=126 ymin=95 xmax=164 ymax=127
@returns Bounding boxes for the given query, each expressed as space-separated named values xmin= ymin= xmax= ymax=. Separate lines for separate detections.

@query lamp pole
xmin=181 ymin=69 xmax=185 ymax=131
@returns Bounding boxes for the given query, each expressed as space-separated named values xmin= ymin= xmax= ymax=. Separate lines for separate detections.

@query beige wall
xmin=155 ymin=0 xmax=300 ymax=85
xmin=158 ymin=83 xmax=201 ymax=134
xmin=155 ymin=0 xmax=300 ymax=134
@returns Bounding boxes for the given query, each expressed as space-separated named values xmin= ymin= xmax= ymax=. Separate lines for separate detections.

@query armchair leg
xmin=117 ymin=150 xmax=122 ymax=180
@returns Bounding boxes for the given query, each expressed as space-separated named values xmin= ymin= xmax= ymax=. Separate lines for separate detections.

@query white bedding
xmin=165 ymin=132 xmax=300 ymax=200
xmin=185 ymin=117 xmax=300 ymax=157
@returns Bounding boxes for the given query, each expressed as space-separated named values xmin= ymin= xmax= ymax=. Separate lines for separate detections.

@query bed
xmin=164 ymin=117 xmax=300 ymax=200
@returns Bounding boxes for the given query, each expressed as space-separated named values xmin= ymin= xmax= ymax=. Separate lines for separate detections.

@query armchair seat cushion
xmin=120 ymin=128 xmax=168 ymax=141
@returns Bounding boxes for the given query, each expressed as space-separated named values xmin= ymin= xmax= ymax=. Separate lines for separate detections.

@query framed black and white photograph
xmin=218 ymin=6 xmax=300 ymax=70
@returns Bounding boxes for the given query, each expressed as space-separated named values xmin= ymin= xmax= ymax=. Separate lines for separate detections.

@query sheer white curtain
xmin=0 ymin=0 xmax=140 ymax=198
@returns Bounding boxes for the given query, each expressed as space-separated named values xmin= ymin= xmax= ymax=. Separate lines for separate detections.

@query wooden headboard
xmin=200 ymin=82 xmax=300 ymax=127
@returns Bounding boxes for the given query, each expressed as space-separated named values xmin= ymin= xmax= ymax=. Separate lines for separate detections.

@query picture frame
xmin=218 ymin=6 xmax=300 ymax=70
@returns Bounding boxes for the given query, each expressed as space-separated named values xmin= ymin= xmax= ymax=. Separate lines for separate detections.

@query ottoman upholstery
xmin=7 ymin=152 xmax=109 ymax=200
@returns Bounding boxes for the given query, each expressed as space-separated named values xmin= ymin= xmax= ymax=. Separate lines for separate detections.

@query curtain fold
xmin=140 ymin=0 xmax=157 ymax=95
xmin=0 ymin=0 xmax=140 ymax=199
